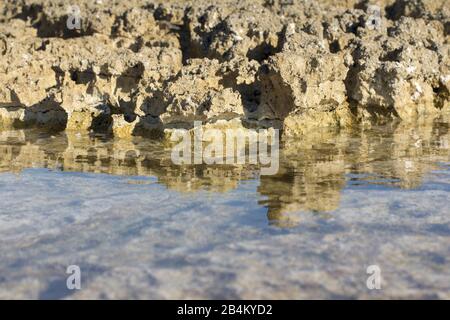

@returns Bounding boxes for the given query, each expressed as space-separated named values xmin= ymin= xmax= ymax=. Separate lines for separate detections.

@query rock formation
xmin=0 ymin=0 xmax=449 ymax=137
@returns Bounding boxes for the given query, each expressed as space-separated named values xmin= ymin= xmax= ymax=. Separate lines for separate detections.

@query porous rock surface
xmin=0 ymin=0 xmax=449 ymax=137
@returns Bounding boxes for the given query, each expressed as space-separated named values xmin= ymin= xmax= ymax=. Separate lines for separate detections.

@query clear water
xmin=0 ymin=118 xmax=449 ymax=299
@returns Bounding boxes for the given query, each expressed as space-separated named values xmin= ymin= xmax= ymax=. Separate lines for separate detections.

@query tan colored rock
xmin=387 ymin=0 xmax=450 ymax=20
xmin=258 ymin=30 xmax=353 ymax=134
xmin=0 ymin=15 xmax=182 ymax=132
xmin=0 ymin=0 xmax=449 ymax=138
xmin=346 ymin=17 xmax=449 ymax=121
xmin=186 ymin=1 xmax=283 ymax=61
xmin=0 ymin=20 xmax=57 ymax=108
xmin=111 ymin=114 xmax=139 ymax=139
xmin=158 ymin=59 xmax=244 ymax=126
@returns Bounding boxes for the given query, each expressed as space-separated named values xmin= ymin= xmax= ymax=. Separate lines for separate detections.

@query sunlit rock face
xmin=257 ymin=29 xmax=354 ymax=135
xmin=1 ymin=0 xmax=449 ymax=137
xmin=345 ymin=17 xmax=449 ymax=121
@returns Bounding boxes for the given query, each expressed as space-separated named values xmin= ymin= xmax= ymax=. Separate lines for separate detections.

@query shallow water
xmin=0 ymin=118 xmax=449 ymax=299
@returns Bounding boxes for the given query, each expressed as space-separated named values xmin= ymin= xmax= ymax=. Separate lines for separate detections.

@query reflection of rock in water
xmin=0 ymin=130 xmax=259 ymax=193
xmin=259 ymin=128 xmax=349 ymax=227
xmin=259 ymin=118 xmax=450 ymax=227
xmin=0 ymin=117 xmax=449 ymax=227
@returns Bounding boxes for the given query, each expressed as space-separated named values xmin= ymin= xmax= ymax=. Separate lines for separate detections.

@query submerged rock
xmin=0 ymin=0 xmax=449 ymax=137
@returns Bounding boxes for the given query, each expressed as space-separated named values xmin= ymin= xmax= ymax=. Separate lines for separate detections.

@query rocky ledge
xmin=0 ymin=0 xmax=449 ymax=137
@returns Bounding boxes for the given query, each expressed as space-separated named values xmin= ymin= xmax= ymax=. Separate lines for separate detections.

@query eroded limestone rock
xmin=186 ymin=1 xmax=283 ymax=62
xmin=346 ymin=16 xmax=449 ymax=121
xmin=158 ymin=59 xmax=244 ymax=127
xmin=0 ymin=0 xmax=448 ymax=137
xmin=258 ymin=30 xmax=355 ymax=134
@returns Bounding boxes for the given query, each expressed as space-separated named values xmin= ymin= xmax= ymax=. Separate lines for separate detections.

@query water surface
xmin=0 ymin=119 xmax=449 ymax=299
